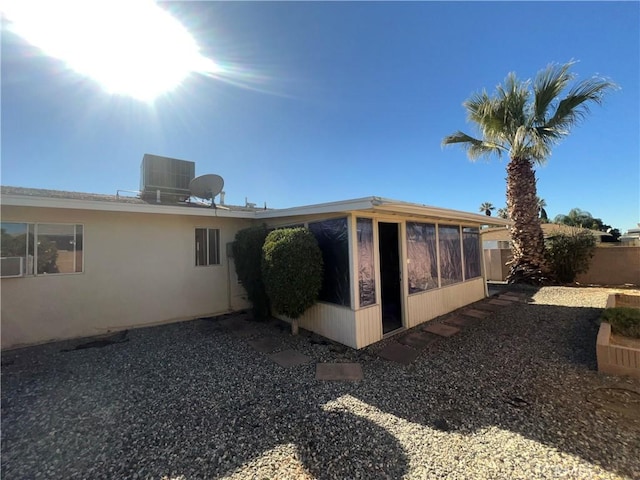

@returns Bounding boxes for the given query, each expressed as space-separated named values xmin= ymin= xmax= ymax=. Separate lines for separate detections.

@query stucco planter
xmin=596 ymin=294 xmax=640 ymax=379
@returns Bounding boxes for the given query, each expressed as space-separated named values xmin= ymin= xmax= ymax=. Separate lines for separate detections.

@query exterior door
xmin=378 ymin=222 xmax=403 ymax=334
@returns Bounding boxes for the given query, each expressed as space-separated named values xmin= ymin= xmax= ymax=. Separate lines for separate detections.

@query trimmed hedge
xmin=262 ymin=228 xmax=323 ymax=320
xmin=232 ymin=225 xmax=270 ymax=319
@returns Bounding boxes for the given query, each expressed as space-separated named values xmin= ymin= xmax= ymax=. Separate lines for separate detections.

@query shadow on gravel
xmin=1 ymin=320 xmax=410 ymax=480
xmin=351 ymin=301 xmax=640 ymax=479
xmin=2 ymin=298 xmax=639 ymax=479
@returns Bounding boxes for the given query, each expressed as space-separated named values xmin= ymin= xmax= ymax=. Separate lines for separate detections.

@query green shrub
xmin=602 ymin=307 xmax=640 ymax=339
xmin=232 ymin=225 xmax=270 ymax=319
xmin=544 ymin=230 xmax=596 ymax=283
xmin=262 ymin=228 xmax=323 ymax=320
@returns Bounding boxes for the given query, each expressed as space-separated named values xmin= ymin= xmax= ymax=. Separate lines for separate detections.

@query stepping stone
xmin=223 ymin=320 xmax=260 ymax=338
xmin=445 ymin=315 xmax=476 ymax=328
xmin=397 ymin=331 xmax=439 ymax=349
xmin=499 ymin=294 xmax=524 ymax=302
xmin=248 ymin=337 xmax=284 ymax=353
xmin=461 ymin=308 xmax=490 ymax=319
xmin=231 ymin=326 xmax=260 ymax=338
xmin=475 ymin=302 xmax=502 ymax=312
xmin=378 ymin=343 xmax=420 ymax=365
xmin=267 ymin=349 xmax=311 ymax=368
xmin=423 ymin=323 xmax=461 ymax=337
xmin=316 ymin=363 xmax=363 ymax=381
xmin=489 ymin=299 xmax=513 ymax=306
xmin=218 ymin=317 xmax=239 ymax=328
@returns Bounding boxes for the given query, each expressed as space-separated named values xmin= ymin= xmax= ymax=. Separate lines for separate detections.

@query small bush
xmin=232 ymin=225 xmax=270 ymax=319
xmin=262 ymin=228 xmax=323 ymax=320
xmin=544 ymin=230 xmax=596 ymax=283
xmin=602 ymin=307 xmax=640 ymax=339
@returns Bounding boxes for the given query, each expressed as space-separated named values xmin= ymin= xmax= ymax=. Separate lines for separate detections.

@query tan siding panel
xmin=355 ymin=305 xmax=382 ymax=348
xmin=406 ymin=278 xmax=485 ymax=328
xmin=277 ymin=303 xmax=357 ymax=348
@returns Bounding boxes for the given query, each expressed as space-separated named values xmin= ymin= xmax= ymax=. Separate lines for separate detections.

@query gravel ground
xmin=2 ymin=286 xmax=640 ymax=479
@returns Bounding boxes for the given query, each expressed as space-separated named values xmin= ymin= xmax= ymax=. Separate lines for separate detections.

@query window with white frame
xmin=1 ymin=222 xmax=83 ymax=277
xmin=195 ymin=228 xmax=220 ymax=266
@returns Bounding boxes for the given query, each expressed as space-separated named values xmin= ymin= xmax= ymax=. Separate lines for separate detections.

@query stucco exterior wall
xmin=483 ymin=249 xmax=511 ymax=282
xmin=1 ymin=206 xmax=252 ymax=349
xmin=576 ymin=246 xmax=640 ymax=286
xmin=485 ymin=246 xmax=640 ymax=286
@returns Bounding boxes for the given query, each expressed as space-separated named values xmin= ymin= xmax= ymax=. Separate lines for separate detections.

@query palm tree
xmin=479 ymin=202 xmax=495 ymax=216
xmin=497 ymin=207 xmax=509 ymax=219
xmin=537 ymin=197 xmax=548 ymax=221
xmin=443 ymin=62 xmax=615 ymax=283
xmin=554 ymin=208 xmax=594 ymax=228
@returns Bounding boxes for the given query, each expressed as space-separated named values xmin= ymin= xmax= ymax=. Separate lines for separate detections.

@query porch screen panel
xmin=308 ymin=217 xmax=351 ymax=307
xmin=407 ymin=222 xmax=438 ymax=293
xmin=463 ymin=227 xmax=481 ymax=279
xmin=438 ymin=225 xmax=463 ymax=286
xmin=357 ymin=218 xmax=376 ymax=307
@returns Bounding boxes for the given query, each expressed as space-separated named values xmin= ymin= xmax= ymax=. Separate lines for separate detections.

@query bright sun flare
xmin=2 ymin=0 xmax=220 ymax=101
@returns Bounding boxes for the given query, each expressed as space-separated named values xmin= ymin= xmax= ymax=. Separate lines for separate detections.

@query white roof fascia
xmin=0 ymin=194 xmax=256 ymax=218
xmin=255 ymin=197 xmax=379 ymax=219
xmin=371 ymin=202 xmax=512 ymax=226
xmin=255 ymin=196 xmax=511 ymax=226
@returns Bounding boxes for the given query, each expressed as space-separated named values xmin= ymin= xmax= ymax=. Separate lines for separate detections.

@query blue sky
xmin=2 ymin=1 xmax=639 ymax=231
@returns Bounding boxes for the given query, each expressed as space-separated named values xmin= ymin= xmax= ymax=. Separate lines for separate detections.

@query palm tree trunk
xmin=506 ymin=157 xmax=548 ymax=284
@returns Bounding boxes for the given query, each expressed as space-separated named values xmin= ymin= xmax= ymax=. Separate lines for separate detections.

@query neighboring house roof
xmin=1 ymin=186 xmax=511 ymax=226
xmin=481 ymin=223 xmax=612 ymax=242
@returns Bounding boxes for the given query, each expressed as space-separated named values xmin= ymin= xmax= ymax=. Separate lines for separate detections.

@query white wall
xmin=1 ymin=206 xmax=252 ymax=348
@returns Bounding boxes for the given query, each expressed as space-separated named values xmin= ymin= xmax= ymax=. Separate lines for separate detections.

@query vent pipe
xmin=156 ymin=189 xmax=161 ymax=203
xmin=220 ymin=191 xmax=225 ymax=205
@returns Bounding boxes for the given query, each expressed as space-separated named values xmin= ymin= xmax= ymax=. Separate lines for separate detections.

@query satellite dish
xmin=189 ymin=174 xmax=224 ymax=200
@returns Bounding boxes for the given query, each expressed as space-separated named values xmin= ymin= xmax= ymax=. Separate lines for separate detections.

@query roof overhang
xmin=256 ymin=196 xmax=512 ymax=226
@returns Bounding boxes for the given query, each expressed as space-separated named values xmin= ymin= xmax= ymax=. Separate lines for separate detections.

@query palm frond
xmin=544 ymin=76 xmax=617 ymax=132
xmin=441 ymin=131 xmax=482 ymax=146
xmin=441 ymin=131 xmax=505 ymax=160
xmin=533 ymin=62 xmax=575 ymax=124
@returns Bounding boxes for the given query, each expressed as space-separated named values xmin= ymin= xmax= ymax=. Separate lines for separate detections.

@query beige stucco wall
xmin=482 ymin=246 xmax=640 ymax=286
xmin=483 ymin=249 xmax=511 ymax=281
xmin=576 ymin=246 xmax=640 ymax=286
xmin=1 ymin=206 xmax=252 ymax=349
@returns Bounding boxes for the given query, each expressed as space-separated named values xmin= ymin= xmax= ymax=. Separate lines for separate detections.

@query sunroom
xmin=257 ymin=197 xmax=510 ymax=349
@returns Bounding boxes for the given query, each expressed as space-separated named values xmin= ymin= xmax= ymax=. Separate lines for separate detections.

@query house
xmin=620 ymin=225 xmax=640 ymax=246
xmin=482 ymin=223 xmax=612 ymax=250
xmin=1 ymin=156 xmax=509 ymax=350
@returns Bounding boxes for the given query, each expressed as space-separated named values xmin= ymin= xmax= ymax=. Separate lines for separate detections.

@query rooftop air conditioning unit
xmin=140 ymin=154 xmax=196 ymax=202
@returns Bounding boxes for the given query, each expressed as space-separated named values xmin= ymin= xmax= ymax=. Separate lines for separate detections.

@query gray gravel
xmin=2 ymin=286 xmax=640 ymax=479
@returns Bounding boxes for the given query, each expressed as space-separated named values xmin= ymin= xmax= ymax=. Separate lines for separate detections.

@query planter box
xmin=596 ymin=293 xmax=640 ymax=379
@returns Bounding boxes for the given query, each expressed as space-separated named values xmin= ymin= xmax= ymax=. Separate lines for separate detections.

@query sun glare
xmin=2 ymin=0 xmax=220 ymax=101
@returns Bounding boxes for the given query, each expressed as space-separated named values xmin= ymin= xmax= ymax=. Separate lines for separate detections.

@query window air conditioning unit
xmin=1 ymin=257 xmax=24 ymax=278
